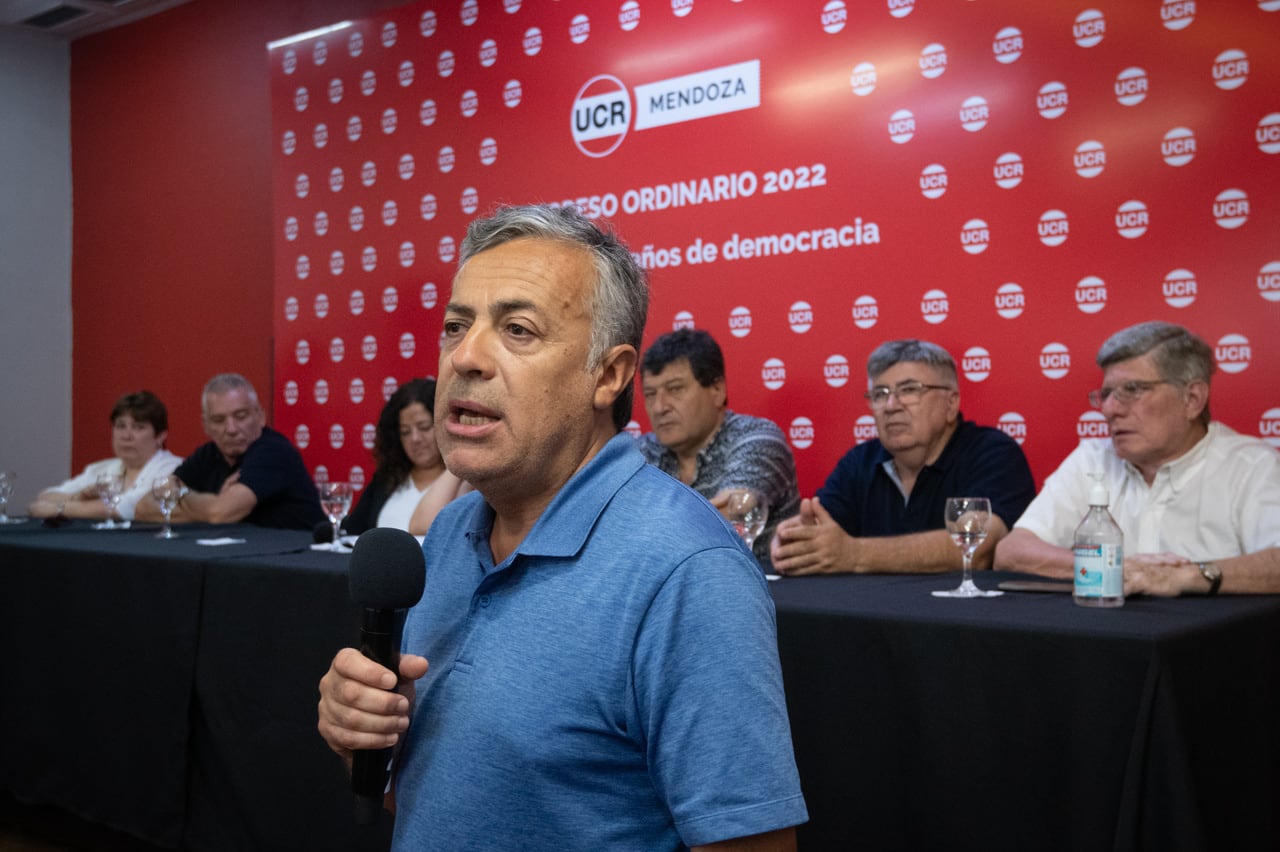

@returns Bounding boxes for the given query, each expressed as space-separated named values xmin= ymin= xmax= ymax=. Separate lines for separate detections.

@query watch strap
xmin=1197 ymin=561 xmax=1222 ymax=596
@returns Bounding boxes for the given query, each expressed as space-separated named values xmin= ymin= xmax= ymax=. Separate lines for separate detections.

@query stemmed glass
xmin=317 ymin=481 xmax=353 ymax=551
xmin=723 ymin=488 xmax=770 ymax=553
xmin=0 ymin=471 xmax=20 ymax=524
xmin=150 ymin=475 xmax=181 ymax=539
xmin=93 ymin=472 xmax=125 ymax=530
xmin=932 ymin=496 xmax=1004 ymax=598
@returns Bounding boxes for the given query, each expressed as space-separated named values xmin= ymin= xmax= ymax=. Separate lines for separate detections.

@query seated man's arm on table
xmin=705 ymin=419 xmax=799 ymax=521
xmin=694 ymin=827 xmax=796 ymax=852
xmin=1126 ymin=546 xmax=1280 ymax=596
xmin=771 ymin=496 xmax=1006 ymax=575
xmin=134 ymin=472 xmax=256 ymax=524
xmin=993 ymin=528 xmax=1074 ymax=579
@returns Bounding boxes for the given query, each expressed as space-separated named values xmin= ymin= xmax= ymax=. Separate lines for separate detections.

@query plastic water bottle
xmin=1073 ymin=474 xmax=1124 ymax=608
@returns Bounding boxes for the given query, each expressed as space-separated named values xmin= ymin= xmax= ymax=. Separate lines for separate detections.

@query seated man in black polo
xmin=136 ymin=373 xmax=324 ymax=530
xmin=770 ymin=339 xmax=1035 ymax=575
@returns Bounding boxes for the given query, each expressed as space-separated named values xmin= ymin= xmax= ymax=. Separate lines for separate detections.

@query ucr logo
xmin=295 ymin=425 xmax=311 ymax=450
xmin=421 ymin=282 xmax=438 ymax=310
xmin=824 ymin=354 xmax=850 ymax=388
xmin=1215 ymin=333 xmax=1250 ymax=374
xmin=1258 ymin=113 xmax=1280 ymax=154
xmin=993 ymin=26 xmax=1023 ymax=63
xmin=438 ymin=49 xmax=456 ymax=78
xmin=282 ymin=49 xmax=297 ymax=75
xmin=283 ymin=380 xmax=299 ymax=406
xmin=1073 ymin=9 xmax=1105 ymax=47
xmin=420 ymin=99 xmax=438 ymax=126
xmin=619 ymin=0 xmax=640 ymax=30
xmin=347 ymin=115 xmax=362 ymax=141
xmin=1260 ymin=408 xmax=1280 ymax=449
xmin=293 ymin=86 xmax=308 ymax=112
xmin=438 ymin=145 xmax=456 ymax=173
xmin=383 ymin=287 xmax=399 ymax=313
xmin=295 ymin=254 xmax=311 ymax=280
xmin=284 ymin=296 xmax=299 ymax=322
xmin=361 ymin=246 xmax=377 ymax=272
xmin=888 ymin=109 xmax=915 ymax=144
xmin=1116 ymin=200 xmax=1149 ymax=239
xmin=503 ymin=79 xmax=523 ymax=108
xmin=399 ymin=332 xmax=416 ymax=360
xmin=569 ymin=13 xmax=590 ymax=44
xmin=461 ymin=89 xmax=478 ymax=118
xmin=920 ymin=43 xmax=947 ymax=78
xmin=762 ymin=358 xmax=787 ymax=390
xmin=399 ymin=154 xmax=415 ymax=180
xmin=360 ymin=70 xmax=376 ymax=97
xmin=295 ymin=339 xmax=311 ymax=365
xmin=672 ymin=0 xmax=694 ymax=19
xmin=962 ymin=347 xmax=991 ymax=382
xmin=281 ymin=130 xmax=296 ymax=155
xmin=1162 ymin=126 xmax=1196 ymax=166
xmin=461 ymin=187 xmax=479 ymax=214
xmin=382 ymin=200 xmax=398 ymax=227
xmin=523 ymin=26 xmax=543 ymax=56
xmin=314 ymin=211 xmax=329 ymax=236
xmin=284 ymin=216 xmax=299 ymax=242
xmin=1077 ymin=410 xmax=1109 ymax=440
xmin=921 ymin=288 xmax=949 ymax=325
xmin=887 ymin=0 xmax=914 ymax=19
xmin=294 ymin=173 xmax=310 ymax=198
xmin=350 ymin=466 xmax=365 ymax=490
xmin=1258 ymin=260 xmax=1280 ymax=303
xmin=361 ymin=334 xmax=377 ymax=361
xmin=362 ymin=424 xmax=378 ymax=450
xmin=313 ymin=122 xmax=329 ymax=148
xmin=1037 ymin=82 xmax=1068 ymax=119
xmin=380 ymin=20 xmax=397 ymax=47
xmin=673 ymin=310 xmax=695 ymax=331
xmin=920 ymin=164 xmax=947 ymax=199
xmin=421 ymin=193 xmax=438 ymax=221
xmin=329 ymin=337 xmax=345 ymax=363
xmin=1162 ymin=268 xmax=1198 ymax=308
xmin=348 ymin=205 xmax=364 ymax=231
xmin=853 ymin=415 xmax=878 ymax=444
xmin=461 ymin=0 xmax=479 ymax=26
xmin=994 ymin=152 xmax=1024 ymax=188
xmin=314 ymin=292 xmax=330 ymax=317
xmin=382 ymin=377 xmax=399 ymax=400
xmin=399 ymin=60 xmax=415 ymax=88
xmin=998 ymin=412 xmax=1027 ymax=444
xmin=728 ymin=305 xmax=752 ymax=338
xmin=623 ymin=420 xmax=641 ymax=439
xmin=314 ymin=379 xmax=330 ymax=405
xmin=1039 ymin=210 xmax=1069 ymax=246
xmin=381 ymin=108 xmax=397 ymax=135
xmin=480 ymin=37 xmax=498 ymax=68
xmin=328 ymin=167 xmax=344 ymax=193
xmin=1213 ymin=49 xmax=1248 ymax=91
xmin=1040 ymin=342 xmax=1070 ymax=379
xmin=399 ymin=242 xmax=415 ymax=268
xmin=349 ymin=378 xmax=365 ymax=404
xmin=789 ymin=301 xmax=814 ymax=334
xmin=361 ymin=160 xmax=378 ymax=186
xmin=1214 ymin=188 xmax=1249 ymax=229
xmin=850 ymin=62 xmax=877 ymax=96
xmin=821 ymin=1 xmax=848 ymax=33
xmin=1075 ymin=276 xmax=1107 ymax=314
xmin=420 ymin=9 xmax=437 ymax=37
xmin=348 ymin=31 xmax=363 ymax=57
xmin=438 ymin=236 xmax=457 ymax=263
xmin=1161 ymin=0 xmax=1195 ymax=29
xmin=573 ymin=75 xmax=630 ymax=158
xmin=789 ymin=417 xmax=815 ymax=450
xmin=350 ymin=290 xmax=366 ymax=316
xmin=995 ymin=283 xmax=1025 ymax=319
xmin=852 ymin=295 xmax=878 ymax=329
xmin=479 ymin=137 xmax=498 ymax=166
xmin=329 ymin=425 xmax=343 ymax=451
xmin=1115 ymin=67 xmax=1148 ymax=105
xmin=961 ymin=219 xmax=990 ymax=255
xmin=1075 ymin=140 xmax=1106 ymax=178
xmin=960 ymin=96 xmax=989 ymax=132
xmin=327 ymin=78 xmax=343 ymax=104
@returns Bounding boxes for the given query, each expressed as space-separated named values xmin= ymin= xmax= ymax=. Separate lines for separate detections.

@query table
xmin=771 ymin=571 xmax=1280 ymax=851
xmin=3 ymin=522 xmax=1278 ymax=851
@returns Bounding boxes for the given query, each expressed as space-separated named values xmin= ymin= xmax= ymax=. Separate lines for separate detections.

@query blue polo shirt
xmin=816 ymin=416 xmax=1036 ymax=536
xmin=394 ymin=433 xmax=807 ymax=850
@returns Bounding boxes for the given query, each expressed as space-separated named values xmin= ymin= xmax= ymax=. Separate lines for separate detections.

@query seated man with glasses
xmin=771 ymin=339 xmax=1035 ymax=575
xmin=996 ymin=321 xmax=1280 ymax=595
xmin=135 ymin=373 xmax=324 ymax=530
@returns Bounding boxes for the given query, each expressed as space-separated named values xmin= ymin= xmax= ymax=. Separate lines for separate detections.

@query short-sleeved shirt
xmin=1014 ymin=422 xmax=1280 ymax=558
xmin=393 ymin=433 xmax=808 ymax=851
xmin=636 ymin=409 xmax=801 ymax=569
xmin=817 ymin=416 xmax=1036 ymax=536
xmin=174 ymin=427 xmax=323 ymax=530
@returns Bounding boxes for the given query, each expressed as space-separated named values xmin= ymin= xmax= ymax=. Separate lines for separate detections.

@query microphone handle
xmin=352 ymin=607 xmax=403 ymax=825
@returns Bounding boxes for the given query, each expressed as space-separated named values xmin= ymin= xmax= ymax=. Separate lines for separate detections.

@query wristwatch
xmin=1197 ymin=561 xmax=1222 ymax=596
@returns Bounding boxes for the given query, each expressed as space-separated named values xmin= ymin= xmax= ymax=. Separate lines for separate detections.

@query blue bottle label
xmin=1073 ymin=544 xmax=1123 ymax=597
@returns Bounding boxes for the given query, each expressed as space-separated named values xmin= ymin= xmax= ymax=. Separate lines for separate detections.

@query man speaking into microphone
xmin=317 ymin=205 xmax=807 ymax=851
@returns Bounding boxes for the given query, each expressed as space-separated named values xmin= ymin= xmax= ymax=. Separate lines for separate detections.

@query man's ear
xmin=594 ymin=344 xmax=638 ymax=412
xmin=1182 ymin=380 xmax=1209 ymax=422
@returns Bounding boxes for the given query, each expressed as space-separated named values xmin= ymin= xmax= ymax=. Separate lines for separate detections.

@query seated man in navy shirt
xmin=771 ymin=339 xmax=1035 ymax=575
xmin=136 ymin=373 xmax=323 ymax=530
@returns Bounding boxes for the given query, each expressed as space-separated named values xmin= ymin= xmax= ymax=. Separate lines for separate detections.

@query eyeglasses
xmin=1088 ymin=379 xmax=1168 ymax=408
xmin=864 ymin=382 xmax=952 ymax=409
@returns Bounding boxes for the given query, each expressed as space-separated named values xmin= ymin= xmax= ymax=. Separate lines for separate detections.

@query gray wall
xmin=0 ymin=29 xmax=72 ymax=508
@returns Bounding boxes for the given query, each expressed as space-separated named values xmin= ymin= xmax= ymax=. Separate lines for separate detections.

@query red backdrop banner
xmin=270 ymin=0 xmax=1280 ymax=497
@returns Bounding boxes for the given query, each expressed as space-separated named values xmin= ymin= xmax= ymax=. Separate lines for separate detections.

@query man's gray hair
xmin=202 ymin=373 xmax=260 ymax=416
xmin=866 ymin=339 xmax=958 ymax=386
xmin=1096 ymin=321 xmax=1214 ymax=423
xmin=458 ymin=204 xmax=650 ymax=431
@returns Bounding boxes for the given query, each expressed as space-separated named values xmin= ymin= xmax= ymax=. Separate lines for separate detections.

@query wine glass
xmin=93 ymin=472 xmax=124 ymax=530
xmin=151 ymin=475 xmax=180 ymax=539
xmin=317 ymin=481 xmax=353 ymax=551
xmin=0 ymin=471 xmax=18 ymax=524
xmin=933 ymin=497 xmax=1003 ymax=598
xmin=723 ymin=488 xmax=769 ymax=552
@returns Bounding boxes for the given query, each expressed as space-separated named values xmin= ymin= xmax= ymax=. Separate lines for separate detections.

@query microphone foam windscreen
xmin=348 ymin=528 xmax=426 ymax=609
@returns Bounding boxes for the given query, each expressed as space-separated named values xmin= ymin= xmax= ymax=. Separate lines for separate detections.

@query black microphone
xmin=347 ymin=527 xmax=426 ymax=826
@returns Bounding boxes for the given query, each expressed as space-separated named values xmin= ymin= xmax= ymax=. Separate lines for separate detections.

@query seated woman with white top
xmin=28 ymin=390 xmax=181 ymax=523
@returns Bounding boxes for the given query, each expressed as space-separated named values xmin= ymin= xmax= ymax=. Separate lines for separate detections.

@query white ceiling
xmin=0 ymin=0 xmax=192 ymax=40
